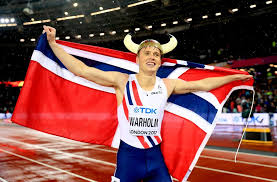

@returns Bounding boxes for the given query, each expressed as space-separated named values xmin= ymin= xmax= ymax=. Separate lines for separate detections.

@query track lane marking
xmin=195 ymin=166 xmax=277 ymax=182
xmin=69 ymin=142 xmax=277 ymax=169
xmin=2 ymin=137 xmax=275 ymax=170
xmin=0 ymin=137 xmax=116 ymax=167
xmin=205 ymin=148 xmax=277 ymax=159
xmin=92 ymin=143 xmax=277 ymax=160
xmin=201 ymin=155 xmax=277 ymax=169
xmin=82 ymin=147 xmax=117 ymax=153
xmin=0 ymin=148 xmax=97 ymax=182
xmin=0 ymin=177 xmax=8 ymax=182
xmin=1 ymin=137 xmax=277 ymax=182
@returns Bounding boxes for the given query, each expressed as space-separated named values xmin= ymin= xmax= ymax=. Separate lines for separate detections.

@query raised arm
xmin=43 ymin=25 xmax=126 ymax=88
xmin=164 ymin=74 xmax=252 ymax=96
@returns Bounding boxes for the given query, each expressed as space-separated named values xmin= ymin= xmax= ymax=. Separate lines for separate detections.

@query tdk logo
xmin=134 ymin=107 xmax=157 ymax=114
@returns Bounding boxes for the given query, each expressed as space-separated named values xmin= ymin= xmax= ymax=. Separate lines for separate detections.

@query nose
xmin=149 ymin=53 xmax=156 ymax=60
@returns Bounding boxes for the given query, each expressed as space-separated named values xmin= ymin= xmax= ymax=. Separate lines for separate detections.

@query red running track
xmin=0 ymin=123 xmax=276 ymax=182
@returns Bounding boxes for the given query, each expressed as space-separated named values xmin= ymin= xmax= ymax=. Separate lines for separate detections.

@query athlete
xmin=43 ymin=25 xmax=252 ymax=182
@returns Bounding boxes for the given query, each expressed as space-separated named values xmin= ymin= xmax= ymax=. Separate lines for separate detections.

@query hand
xmin=233 ymin=74 xmax=253 ymax=82
xmin=42 ymin=25 xmax=56 ymax=45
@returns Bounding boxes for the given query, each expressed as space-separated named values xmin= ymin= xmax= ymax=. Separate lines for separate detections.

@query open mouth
xmin=146 ymin=62 xmax=156 ymax=66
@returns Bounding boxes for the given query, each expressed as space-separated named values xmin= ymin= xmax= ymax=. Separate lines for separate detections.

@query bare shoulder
xmin=114 ymin=73 xmax=129 ymax=105
xmin=162 ymin=78 xmax=176 ymax=87
xmin=113 ymin=72 xmax=129 ymax=88
xmin=117 ymin=72 xmax=129 ymax=82
xmin=162 ymin=78 xmax=176 ymax=97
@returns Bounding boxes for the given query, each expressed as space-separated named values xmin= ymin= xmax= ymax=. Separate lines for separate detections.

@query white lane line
xmin=195 ymin=166 xmax=277 ymax=182
xmin=0 ymin=148 xmax=96 ymax=182
xmin=201 ymin=155 xmax=277 ymax=169
xmin=84 ymin=147 xmax=117 ymax=154
xmin=205 ymin=148 xmax=277 ymax=159
xmin=79 ymin=143 xmax=277 ymax=160
xmin=1 ymin=137 xmax=176 ymax=181
xmin=1 ymin=137 xmax=277 ymax=182
xmin=60 ymin=142 xmax=277 ymax=169
xmin=0 ymin=137 xmax=115 ymax=167
xmin=0 ymin=177 xmax=8 ymax=182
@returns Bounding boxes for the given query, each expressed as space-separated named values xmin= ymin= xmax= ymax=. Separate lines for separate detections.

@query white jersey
xmin=117 ymin=74 xmax=168 ymax=149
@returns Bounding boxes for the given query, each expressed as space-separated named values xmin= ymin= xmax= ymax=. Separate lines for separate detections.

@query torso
xmin=115 ymin=74 xmax=172 ymax=107
xmin=116 ymin=74 xmax=168 ymax=149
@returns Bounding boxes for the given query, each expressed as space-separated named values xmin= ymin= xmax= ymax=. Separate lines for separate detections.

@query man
xmin=43 ymin=25 xmax=252 ymax=182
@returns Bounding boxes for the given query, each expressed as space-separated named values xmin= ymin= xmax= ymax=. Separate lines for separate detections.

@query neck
xmin=136 ymin=72 xmax=156 ymax=91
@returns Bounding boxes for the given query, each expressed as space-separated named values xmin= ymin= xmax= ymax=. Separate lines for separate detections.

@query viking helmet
xmin=123 ymin=33 xmax=177 ymax=54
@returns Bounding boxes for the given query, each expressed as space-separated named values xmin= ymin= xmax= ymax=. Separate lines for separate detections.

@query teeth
xmin=147 ymin=62 xmax=155 ymax=65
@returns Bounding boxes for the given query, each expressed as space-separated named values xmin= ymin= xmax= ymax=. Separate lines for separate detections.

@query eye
xmin=145 ymin=51 xmax=150 ymax=55
xmin=154 ymin=52 xmax=160 ymax=57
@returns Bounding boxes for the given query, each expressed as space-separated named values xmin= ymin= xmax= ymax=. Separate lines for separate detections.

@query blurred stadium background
xmin=0 ymin=0 xmax=276 ymax=118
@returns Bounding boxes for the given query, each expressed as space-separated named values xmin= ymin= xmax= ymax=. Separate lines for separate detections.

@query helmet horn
xmin=161 ymin=34 xmax=178 ymax=54
xmin=123 ymin=34 xmax=139 ymax=54
xmin=123 ymin=33 xmax=178 ymax=54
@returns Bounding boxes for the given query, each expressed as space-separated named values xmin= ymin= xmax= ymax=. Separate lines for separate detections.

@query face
xmin=136 ymin=46 xmax=162 ymax=74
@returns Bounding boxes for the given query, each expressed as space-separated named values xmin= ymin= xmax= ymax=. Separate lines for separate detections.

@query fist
xmin=43 ymin=25 xmax=56 ymax=44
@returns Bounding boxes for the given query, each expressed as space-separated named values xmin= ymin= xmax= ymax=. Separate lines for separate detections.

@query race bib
xmin=128 ymin=105 xmax=161 ymax=136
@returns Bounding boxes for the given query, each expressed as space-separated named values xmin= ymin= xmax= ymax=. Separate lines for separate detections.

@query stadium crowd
xmin=223 ymin=66 xmax=276 ymax=113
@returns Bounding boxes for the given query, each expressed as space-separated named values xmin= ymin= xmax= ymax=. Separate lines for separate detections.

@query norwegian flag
xmin=12 ymin=34 xmax=253 ymax=181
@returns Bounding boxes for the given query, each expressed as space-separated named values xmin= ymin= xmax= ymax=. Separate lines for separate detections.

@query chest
xmin=125 ymin=78 xmax=167 ymax=109
xmin=136 ymin=83 xmax=167 ymax=107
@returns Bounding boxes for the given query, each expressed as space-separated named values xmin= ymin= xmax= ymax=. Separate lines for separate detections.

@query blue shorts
xmin=112 ymin=140 xmax=172 ymax=182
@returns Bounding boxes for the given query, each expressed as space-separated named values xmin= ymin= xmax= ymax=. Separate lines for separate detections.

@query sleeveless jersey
xmin=117 ymin=74 xmax=168 ymax=149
